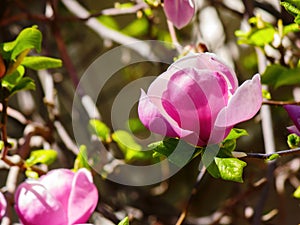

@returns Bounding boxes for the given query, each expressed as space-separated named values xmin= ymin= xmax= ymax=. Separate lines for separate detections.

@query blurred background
xmin=1 ymin=0 xmax=300 ymax=224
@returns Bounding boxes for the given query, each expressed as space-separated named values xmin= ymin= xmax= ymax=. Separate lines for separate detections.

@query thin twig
xmin=175 ymin=165 xmax=206 ymax=225
xmin=263 ymin=100 xmax=300 ymax=106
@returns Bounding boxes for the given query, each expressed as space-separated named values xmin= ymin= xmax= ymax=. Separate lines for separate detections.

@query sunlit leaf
xmin=98 ymin=15 xmax=119 ymax=30
xmin=89 ymin=119 xmax=111 ymax=143
xmin=293 ymin=185 xmax=300 ymax=198
xmin=112 ymin=130 xmax=152 ymax=162
xmin=25 ymin=170 xmax=39 ymax=179
xmin=127 ymin=118 xmax=147 ymax=133
xmin=215 ymin=157 xmax=247 ymax=183
xmin=10 ymin=77 xmax=35 ymax=96
xmin=73 ymin=145 xmax=91 ymax=171
xmin=25 ymin=149 xmax=57 ymax=167
xmin=21 ymin=56 xmax=62 ymax=70
xmin=224 ymin=128 xmax=248 ymax=141
xmin=2 ymin=65 xmax=25 ymax=90
xmin=118 ymin=217 xmax=129 ymax=225
xmin=122 ymin=17 xmax=149 ymax=37
xmin=287 ymin=133 xmax=300 ymax=148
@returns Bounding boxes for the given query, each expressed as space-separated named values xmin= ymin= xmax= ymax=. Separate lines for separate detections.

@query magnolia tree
xmin=0 ymin=0 xmax=300 ymax=225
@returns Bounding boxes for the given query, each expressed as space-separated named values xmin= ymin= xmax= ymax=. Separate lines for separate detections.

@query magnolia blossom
xmin=284 ymin=105 xmax=300 ymax=136
xmin=15 ymin=168 xmax=98 ymax=225
xmin=163 ymin=0 xmax=195 ymax=29
xmin=138 ymin=53 xmax=263 ymax=147
xmin=0 ymin=191 xmax=6 ymax=219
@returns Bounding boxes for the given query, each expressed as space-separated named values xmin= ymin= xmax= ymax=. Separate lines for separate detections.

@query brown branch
xmin=263 ymin=100 xmax=300 ymax=106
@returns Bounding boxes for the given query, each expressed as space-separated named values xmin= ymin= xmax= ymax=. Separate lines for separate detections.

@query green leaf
xmin=10 ymin=77 xmax=35 ymax=96
xmin=25 ymin=170 xmax=39 ymax=179
xmin=283 ymin=23 xmax=300 ymax=35
xmin=112 ymin=130 xmax=152 ymax=162
xmin=118 ymin=217 xmax=129 ymax=225
xmin=25 ymin=149 xmax=57 ymax=167
xmin=1 ymin=65 xmax=25 ymax=90
xmin=224 ymin=128 xmax=248 ymax=141
xmin=98 ymin=15 xmax=119 ymax=30
xmin=127 ymin=118 xmax=147 ymax=133
xmin=73 ymin=145 xmax=91 ymax=171
xmin=293 ymin=185 xmax=300 ymax=198
xmin=21 ymin=56 xmax=62 ymax=70
xmin=149 ymin=138 xmax=199 ymax=167
xmin=287 ymin=133 xmax=300 ymax=148
xmin=215 ymin=157 xmax=247 ymax=183
xmin=262 ymin=89 xmax=272 ymax=100
xmin=267 ymin=153 xmax=280 ymax=161
xmin=281 ymin=1 xmax=300 ymax=17
xmin=122 ymin=17 xmax=149 ymax=37
xmin=261 ymin=64 xmax=300 ymax=88
xmin=7 ymin=26 xmax=42 ymax=60
xmin=236 ymin=27 xmax=275 ymax=47
xmin=89 ymin=119 xmax=111 ymax=143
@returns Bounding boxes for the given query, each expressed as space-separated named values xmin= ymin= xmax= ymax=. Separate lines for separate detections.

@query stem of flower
xmin=1 ymin=90 xmax=9 ymax=160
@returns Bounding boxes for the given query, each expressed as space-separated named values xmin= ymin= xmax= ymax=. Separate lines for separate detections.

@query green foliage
xmin=89 ymin=119 xmax=111 ymax=143
xmin=203 ymin=128 xmax=248 ymax=182
xmin=21 ymin=56 xmax=62 ymax=70
xmin=121 ymin=16 xmax=149 ymax=37
xmin=293 ymin=185 xmax=300 ymax=198
xmin=267 ymin=153 xmax=280 ymax=161
xmin=149 ymin=138 xmax=200 ymax=166
xmin=235 ymin=16 xmax=275 ymax=47
xmin=25 ymin=149 xmax=57 ymax=167
xmin=261 ymin=64 xmax=300 ymax=88
xmin=214 ymin=157 xmax=247 ymax=183
xmin=98 ymin=15 xmax=119 ymax=30
xmin=73 ymin=145 xmax=91 ymax=171
xmin=127 ymin=118 xmax=147 ymax=133
xmin=112 ymin=130 xmax=153 ymax=162
xmin=25 ymin=170 xmax=39 ymax=179
xmin=262 ymin=89 xmax=272 ymax=100
xmin=287 ymin=133 xmax=300 ymax=148
xmin=0 ymin=26 xmax=62 ymax=98
xmin=144 ymin=0 xmax=161 ymax=7
xmin=281 ymin=1 xmax=300 ymax=25
xmin=118 ymin=217 xmax=130 ymax=225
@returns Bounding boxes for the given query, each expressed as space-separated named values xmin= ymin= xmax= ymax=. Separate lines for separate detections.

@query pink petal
xmin=138 ymin=90 xmax=193 ymax=138
xmin=39 ymin=169 xmax=74 ymax=210
xmin=215 ymin=74 xmax=262 ymax=128
xmin=164 ymin=0 xmax=195 ymax=29
xmin=15 ymin=182 xmax=68 ymax=225
xmin=169 ymin=53 xmax=239 ymax=94
xmin=162 ymin=68 xmax=228 ymax=146
xmin=284 ymin=105 xmax=300 ymax=133
xmin=67 ymin=168 xmax=98 ymax=225
xmin=0 ymin=192 xmax=6 ymax=219
xmin=287 ymin=125 xmax=300 ymax=136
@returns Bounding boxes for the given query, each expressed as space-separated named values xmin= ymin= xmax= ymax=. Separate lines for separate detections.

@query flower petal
xmin=0 ymin=192 xmax=6 ymax=219
xmin=67 ymin=168 xmax=98 ymax=225
xmin=287 ymin=125 xmax=300 ymax=136
xmin=284 ymin=105 xmax=300 ymax=133
xmin=138 ymin=89 xmax=193 ymax=138
xmin=15 ymin=182 xmax=67 ymax=225
xmin=162 ymin=68 xmax=228 ymax=146
xmin=169 ymin=53 xmax=239 ymax=94
xmin=39 ymin=169 xmax=74 ymax=210
xmin=215 ymin=74 xmax=262 ymax=128
xmin=164 ymin=0 xmax=195 ymax=29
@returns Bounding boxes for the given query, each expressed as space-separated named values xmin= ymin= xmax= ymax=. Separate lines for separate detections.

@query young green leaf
xmin=25 ymin=149 xmax=57 ymax=167
xmin=118 ymin=217 xmax=129 ymax=225
xmin=121 ymin=17 xmax=149 ymax=37
xmin=25 ymin=170 xmax=39 ymax=179
xmin=293 ymin=185 xmax=300 ymax=198
xmin=89 ymin=119 xmax=111 ymax=143
xmin=73 ymin=145 xmax=91 ymax=171
xmin=224 ymin=128 xmax=248 ymax=141
xmin=1 ymin=65 xmax=25 ymax=90
xmin=10 ymin=77 xmax=35 ymax=96
xmin=287 ymin=133 xmax=300 ymax=148
xmin=112 ymin=130 xmax=152 ymax=162
xmin=21 ymin=56 xmax=62 ymax=70
xmin=214 ymin=157 xmax=247 ymax=183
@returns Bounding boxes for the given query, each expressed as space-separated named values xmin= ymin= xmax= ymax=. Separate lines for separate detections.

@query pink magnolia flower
xmin=138 ymin=53 xmax=263 ymax=147
xmin=163 ymin=0 xmax=195 ymax=29
xmin=284 ymin=105 xmax=300 ymax=136
xmin=0 ymin=191 xmax=7 ymax=219
xmin=15 ymin=168 xmax=98 ymax=225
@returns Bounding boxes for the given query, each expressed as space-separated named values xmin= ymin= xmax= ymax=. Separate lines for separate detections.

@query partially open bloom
xmin=0 ymin=191 xmax=6 ymax=219
xmin=163 ymin=0 xmax=195 ymax=29
xmin=15 ymin=168 xmax=98 ymax=225
xmin=284 ymin=105 xmax=300 ymax=136
xmin=138 ymin=53 xmax=262 ymax=146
